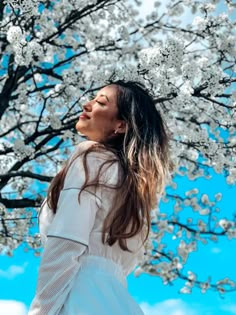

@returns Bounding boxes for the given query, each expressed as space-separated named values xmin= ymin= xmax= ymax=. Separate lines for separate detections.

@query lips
xmin=80 ymin=112 xmax=90 ymax=119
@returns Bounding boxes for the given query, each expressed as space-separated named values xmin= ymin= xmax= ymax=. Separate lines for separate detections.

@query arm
xmin=29 ymin=188 xmax=100 ymax=315
xmin=29 ymin=142 xmax=111 ymax=314
xmin=28 ymin=237 xmax=87 ymax=315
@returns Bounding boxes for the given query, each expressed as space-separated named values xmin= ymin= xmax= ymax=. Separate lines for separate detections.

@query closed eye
xmin=96 ymin=100 xmax=106 ymax=106
xmin=88 ymin=93 xmax=106 ymax=106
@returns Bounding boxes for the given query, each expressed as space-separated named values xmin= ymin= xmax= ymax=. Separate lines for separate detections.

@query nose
xmin=82 ymin=101 xmax=92 ymax=112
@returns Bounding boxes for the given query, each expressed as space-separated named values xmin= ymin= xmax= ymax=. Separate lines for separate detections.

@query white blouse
xmin=28 ymin=140 xmax=146 ymax=315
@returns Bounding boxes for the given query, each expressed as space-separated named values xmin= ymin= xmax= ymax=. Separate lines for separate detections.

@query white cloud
xmin=0 ymin=262 xmax=28 ymax=279
xmin=139 ymin=299 xmax=198 ymax=315
xmin=0 ymin=300 xmax=28 ymax=315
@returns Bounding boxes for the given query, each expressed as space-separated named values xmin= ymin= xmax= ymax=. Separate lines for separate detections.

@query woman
xmin=29 ymin=80 xmax=172 ymax=315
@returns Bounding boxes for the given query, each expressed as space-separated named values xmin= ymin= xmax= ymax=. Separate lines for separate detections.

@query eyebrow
xmin=99 ymin=94 xmax=110 ymax=103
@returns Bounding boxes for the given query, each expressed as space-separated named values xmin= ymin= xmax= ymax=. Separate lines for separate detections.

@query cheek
xmin=94 ymin=109 xmax=113 ymax=120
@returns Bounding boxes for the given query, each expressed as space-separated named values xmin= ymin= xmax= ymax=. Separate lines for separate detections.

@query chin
xmin=75 ymin=122 xmax=84 ymax=133
xmin=77 ymin=131 xmax=87 ymax=137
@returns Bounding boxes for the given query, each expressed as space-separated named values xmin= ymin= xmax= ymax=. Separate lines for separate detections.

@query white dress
xmin=28 ymin=140 xmax=146 ymax=315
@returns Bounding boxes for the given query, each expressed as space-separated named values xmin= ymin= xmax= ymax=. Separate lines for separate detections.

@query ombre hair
xmin=47 ymin=80 xmax=173 ymax=252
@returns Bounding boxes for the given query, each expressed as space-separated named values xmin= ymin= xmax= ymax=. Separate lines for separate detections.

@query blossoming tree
xmin=0 ymin=0 xmax=235 ymax=295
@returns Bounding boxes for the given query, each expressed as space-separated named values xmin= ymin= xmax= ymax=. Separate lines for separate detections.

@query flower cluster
xmin=4 ymin=0 xmax=39 ymax=17
xmin=7 ymin=26 xmax=43 ymax=65
xmin=13 ymin=139 xmax=34 ymax=159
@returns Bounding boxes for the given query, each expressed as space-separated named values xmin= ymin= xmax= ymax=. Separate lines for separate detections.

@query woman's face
xmin=76 ymin=85 xmax=125 ymax=142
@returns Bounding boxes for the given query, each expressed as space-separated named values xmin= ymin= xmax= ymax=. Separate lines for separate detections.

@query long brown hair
xmin=47 ymin=80 xmax=173 ymax=252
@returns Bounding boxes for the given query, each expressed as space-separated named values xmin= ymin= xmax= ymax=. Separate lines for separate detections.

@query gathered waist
xmin=79 ymin=254 xmax=127 ymax=288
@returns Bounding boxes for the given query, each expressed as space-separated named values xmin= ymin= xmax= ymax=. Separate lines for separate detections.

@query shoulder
xmin=68 ymin=140 xmax=121 ymax=184
xmin=75 ymin=140 xmax=118 ymax=161
xmin=76 ymin=140 xmax=98 ymax=152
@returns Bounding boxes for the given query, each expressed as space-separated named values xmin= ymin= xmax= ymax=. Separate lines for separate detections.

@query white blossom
xmin=7 ymin=26 xmax=23 ymax=43
xmin=13 ymin=139 xmax=34 ymax=158
xmin=219 ymin=219 xmax=234 ymax=230
xmin=192 ymin=16 xmax=207 ymax=30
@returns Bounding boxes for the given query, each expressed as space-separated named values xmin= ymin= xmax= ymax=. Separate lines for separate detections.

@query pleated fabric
xmin=59 ymin=255 xmax=145 ymax=315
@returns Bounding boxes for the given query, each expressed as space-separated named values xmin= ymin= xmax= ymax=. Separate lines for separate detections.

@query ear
xmin=116 ymin=120 xmax=128 ymax=134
